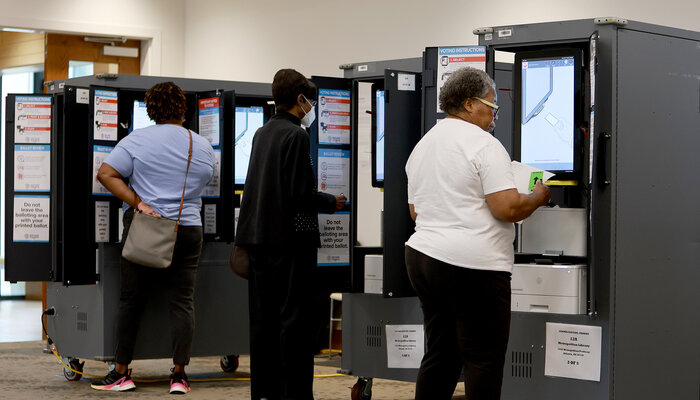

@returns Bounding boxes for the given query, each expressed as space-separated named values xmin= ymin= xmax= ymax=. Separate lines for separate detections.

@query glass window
xmin=68 ymin=60 xmax=94 ymax=78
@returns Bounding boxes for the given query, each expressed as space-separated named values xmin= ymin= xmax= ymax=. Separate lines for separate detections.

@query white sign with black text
xmin=545 ymin=322 xmax=602 ymax=381
xmin=13 ymin=195 xmax=50 ymax=242
xmin=204 ymin=204 xmax=216 ymax=234
xmin=386 ymin=324 xmax=424 ymax=369
xmin=95 ymin=201 xmax=110 ymax=242
xmin=317 ymin=212 xmax=350 ymax=266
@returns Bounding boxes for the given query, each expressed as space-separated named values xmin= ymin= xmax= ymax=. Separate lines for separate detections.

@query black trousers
xmin=114 ymin=209 xmax=203 ymax=366
xmin=405 ymin=246 xmax=511 ymax=400
xmin=247 ymin=244 xmax=317 ymax=400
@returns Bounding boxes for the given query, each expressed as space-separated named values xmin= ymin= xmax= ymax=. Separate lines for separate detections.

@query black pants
xmin=114 ymin=209 xmax=203 ymax=366
xmin=405 ymin=246 xmax=511 ymax=400
xmin=248 ymin=244 xmax=317 ymax=400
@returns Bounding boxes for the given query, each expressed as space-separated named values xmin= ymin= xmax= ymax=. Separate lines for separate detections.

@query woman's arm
xmin=485 ymin=181 xmax=550 ymax=223
xmin=97 ymin=162 xmax=161 ymax=217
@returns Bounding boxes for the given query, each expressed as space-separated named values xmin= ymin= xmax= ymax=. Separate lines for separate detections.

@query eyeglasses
xmin=302 ymin=95 xmax=317 ymax=107
xmin=472 ymin=97 xmax=500 ymax=117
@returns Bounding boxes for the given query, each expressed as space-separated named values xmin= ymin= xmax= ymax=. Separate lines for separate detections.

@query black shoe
xmin=91 ymin=369 xmax=136 ymax=391
xmin=169 ymin=369 xmax=190 ymax=394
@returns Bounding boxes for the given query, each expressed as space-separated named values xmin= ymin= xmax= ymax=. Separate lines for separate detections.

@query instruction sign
xmin=204 ymin=204 xmax=216 ymax=234
xmin=92 ymin=145 xmax=114 ymax=195
xmin=202 ymin=149 xmax=221 ymax=198
xmin=94 ymin=90 xmax=118 ymax=141
xmin=386 ymin=325 xmax=424 ymax=369
xmin=317 ymin=149 xmax=350 ymax=198
xmin=95 ymin=201 xmax=110 ymax=242
xmin=14 ymin=96 xmax=51 ymax=143
xmin=13 ymin=195 xmax=50 ymax=242
xmin=317 ymin=212 xmax=350 ymax=266
xmin=318 ymin=89 xmax=351 ymax=144
xmin=437 ymin=46 xmax=486 ymax=112
xmin=198 ymin=97 xmax=220 ymax=146
xmin=545 ymin=322 xmax=602 ymax=381
xmin=14 ymin=144 xmax=50 ymax=192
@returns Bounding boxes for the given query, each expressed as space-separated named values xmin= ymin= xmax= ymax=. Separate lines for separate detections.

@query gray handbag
xmin=121 ymin=129 xmax=193 ymax=269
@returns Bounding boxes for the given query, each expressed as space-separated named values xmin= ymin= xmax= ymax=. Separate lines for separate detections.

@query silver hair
xmin=438 ymin=67 xmax=496 ymax=115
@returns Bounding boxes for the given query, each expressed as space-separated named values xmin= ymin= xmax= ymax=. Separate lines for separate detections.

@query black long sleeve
xmin=235 ymin=112 xmax=334 ymax=248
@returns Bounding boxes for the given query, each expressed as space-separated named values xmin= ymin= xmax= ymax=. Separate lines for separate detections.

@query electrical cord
xmin=43 ymin=308 xmax=348 ymax=383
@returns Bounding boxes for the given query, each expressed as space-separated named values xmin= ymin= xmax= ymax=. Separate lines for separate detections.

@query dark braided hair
xmin=144 ymin=82 xmax=187 ymax=123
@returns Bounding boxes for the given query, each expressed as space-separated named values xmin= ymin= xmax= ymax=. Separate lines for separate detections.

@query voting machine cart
xmin=4 ymin=74 xmax=273 ymax=379
xmin=341 ymin=19 xmax=700 ymax=400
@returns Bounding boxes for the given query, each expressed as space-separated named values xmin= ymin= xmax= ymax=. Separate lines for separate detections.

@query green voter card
xmin=528 ymin=171 xmax=544 ymax=191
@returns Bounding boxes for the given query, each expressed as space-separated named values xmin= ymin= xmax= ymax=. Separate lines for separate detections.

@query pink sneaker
xmin=91 ymin=369 xmax=136 ymax=391
xmin=169 ymin=371 xmax=191 ymax=394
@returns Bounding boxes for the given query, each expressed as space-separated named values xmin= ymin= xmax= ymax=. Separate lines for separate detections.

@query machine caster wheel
xmin=64 ymin=359 xmax=84 ymax=381
xmin=351 ymin=377 xmax=372 ymax=400
xmin=220 ymin=355 xmax=239 ymax=373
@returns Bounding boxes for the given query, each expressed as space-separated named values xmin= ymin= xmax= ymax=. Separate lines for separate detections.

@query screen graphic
xmin=234 ymin=106 xmax=264 ymax=185
xmin=520 ymin=56 xmax=575 ymax=172
xmin=375 ymin=90 xmax=385 ymax=183
xmin=131 ymin=100 xmax=155 ymax=132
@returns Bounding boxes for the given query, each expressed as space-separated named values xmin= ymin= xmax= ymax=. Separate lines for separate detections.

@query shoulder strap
xmin=175 ymin=129 xmax=193 ymax=231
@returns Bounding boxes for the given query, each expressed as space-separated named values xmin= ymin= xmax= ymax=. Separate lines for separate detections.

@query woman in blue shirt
xmin=93 ymin=82 xmax=215 ymax=394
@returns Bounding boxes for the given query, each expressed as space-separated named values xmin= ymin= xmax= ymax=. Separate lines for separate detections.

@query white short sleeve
xmin=478 ymin=140 xmax=516 ymax=195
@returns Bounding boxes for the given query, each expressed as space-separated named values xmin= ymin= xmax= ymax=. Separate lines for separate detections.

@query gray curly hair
xmin=439 ymin=67 xmax=496 ymax=115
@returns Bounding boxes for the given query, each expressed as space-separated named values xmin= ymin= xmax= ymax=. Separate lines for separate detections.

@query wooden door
xmin=44 ymin=33 xmax=140 ymax=83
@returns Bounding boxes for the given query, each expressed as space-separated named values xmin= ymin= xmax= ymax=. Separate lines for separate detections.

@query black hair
xmin=144 ymin=82 xmax=187 ymax=123
xmin=272 ymin=69 xmax=317 ymax=111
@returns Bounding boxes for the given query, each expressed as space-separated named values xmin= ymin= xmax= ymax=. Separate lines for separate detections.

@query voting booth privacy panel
xmin=340 ymin=19 xmax=700 ymax=400
xmin=4 ymin=74 xmax=273 ymax=364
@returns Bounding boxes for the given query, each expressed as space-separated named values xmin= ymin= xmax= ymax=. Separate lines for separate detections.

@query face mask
xmin=300 ymin=98 xmax=316 ymax=128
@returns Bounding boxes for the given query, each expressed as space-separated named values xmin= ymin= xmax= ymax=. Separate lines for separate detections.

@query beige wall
xmin=183 ymin=0 xmax=700 ymax=82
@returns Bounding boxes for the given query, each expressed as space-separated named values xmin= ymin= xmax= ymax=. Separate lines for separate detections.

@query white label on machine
xmin=234 ymin=207 xmax=240 ymax=235
xmin=198 ymin=97 xmax=220 ymax=146
xmin=318 ymin=149 xmax=350 ymax=197
xmin=13 ymin=195 xmax=50 ymax=242
xmin=14 ymin=144 xmax=51 ymax=191
xmin=545 ymin=322 xmax=602 ymax=381
xmin=386 ymin=324 xmax=424 ymax=369
xmin=202 ymin=149 xmax=221 ymax=198
xmin=436 ymin=46 xmax=486 ymax=113
xmin=92 ymin=145 xmax=114 ymax=195
xmin=14 ymin=96 xmax=51 ymax=143
xmin=94 ymin=90 xmax=118 ymax=141
xmin=95 ymin=201 xmax=110 ymax=242
xmin=397 ymin=73 xmax=416 ymax=91
xmin=317 ymin=212 xmax=350 ymax=266
xmin=318 ymin=88 xmax=351 ymax=144
xmin=77 ymin=88 xmax=90 ymax=104
xmin=118 ymin=207 xmax=124 ymax=242
xmin=204 ymin=204 xmax=216 ymax=234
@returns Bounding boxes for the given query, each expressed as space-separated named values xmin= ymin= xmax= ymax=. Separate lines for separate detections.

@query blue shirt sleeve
xmin=104 ymin=141 xmax=134 ymax=178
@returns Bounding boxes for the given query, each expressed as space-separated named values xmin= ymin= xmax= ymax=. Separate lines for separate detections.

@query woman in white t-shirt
xmin=405 ymin=67 xmax=550 ymax=400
